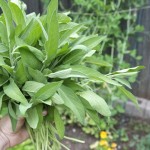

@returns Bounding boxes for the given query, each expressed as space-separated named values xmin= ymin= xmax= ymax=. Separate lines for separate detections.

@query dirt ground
xmin=62 ymin=115 xmax=150 ymax=150
xmin=62 ymin=125 xmax=96 ymax=150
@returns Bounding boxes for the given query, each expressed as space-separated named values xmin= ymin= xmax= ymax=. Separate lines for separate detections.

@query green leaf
xmin=115 ymin=78 xmax=131 ymax=89
xmin=87 ymin=109 xmax=101 ymax=128
xmin=15 ymin=44 xmax=45 ymax=62
xmin=54 ymin=108 xmax=65 ymax=139
xmin=58 ymin=85 xmax=85 ymax=123
xmin=28 ymin=67 xmax=47 ymax=84
xmin=19 ymin=103 xmax=32 ymax=116
xmin=0 ymin=22 xmax=8 ymax=45
xmin=59 ymin=22 xmax=78 ymax=32
xmin=63 ymin=80 xmax=84 ymax=92
xmin=26 ymin=107 xmax=39 ymax=129
xmin=0 ymin=0 xmax=15 ymax=38
xmin=85 ymin=57 xmax=112 ymax=67
xmin=0 ymin=74 xmax=9 ymax=86
xmin=0 ymin=92 xmax=4 ymax=111
xmin=36 ymin=104 xmax=43 ymax=128
xmin=34 ymin=81 xmax=63 ymax=101
xmin=8 ymin=102 xmax=17 ymax=119
xmin=36 ymin=17 xmax=48 ymax=41
xmin=80 ymin=97 xmax=101 ymax=128
xmin=81 ymin=36 xmax=106 ymax=49
xmin=52 ymin=93 xmax=64 ymax=105
xmin=22 ymin=81 xmax=45 ymax=93
xmin=79 ymin=91 xmax=111 ymax=116
xmin=0 ymin=43 xmax=8 ymax=53
xmin=9 ymin=2 xmax=26 ymax=29
xmin=14 ymin=60 xmax=28 ymax=85
xmin=48 ymin=68 xmax=72 ymax=79
xmin=45 ymin=0 xmax=59 ymax=65
xmin=71 ymin=65 xmax=121 ymax=86
xmin=45 ymin=106 xmax=54 ymax=122
xmin=20 ymin=17 xmax=42 ymax=45
xmin=48 ymin=68 xmax=86 ymax=79
xmin=58 ymin=13 xmax=71 ymax=23
xmin=109 ymin=72 xmax=138 ymax=77
xmin=59 ymin=24 xmax=83 ymax=47
xmin=3 ymin=78 xmax=28 ymax=104
xmin=62 ymin=49 xmax=86 ymax=65
xmin=8 ymin=102 xmax=19 ymax=131
xmin=41 ymin=99 xmax=52 ymax=106
xmin=0 ymin=56 xmax=13 ymax=74
xmin=118 ymin=86 xmax=138 ymax=105
xmin=110 ymin=66 xmax=145 ymax=77
xmin=72 ymin=35 xmax=98 ymax=46
xmin=19 ymin=47 xmax=42 ymax=70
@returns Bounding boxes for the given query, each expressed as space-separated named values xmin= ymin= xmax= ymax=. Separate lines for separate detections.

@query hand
xmin=0 ymin=116 xmax=29 ymax=150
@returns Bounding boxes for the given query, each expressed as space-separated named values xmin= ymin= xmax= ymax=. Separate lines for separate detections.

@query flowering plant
xmin=90 ymin=131 xmax=117 ymax=150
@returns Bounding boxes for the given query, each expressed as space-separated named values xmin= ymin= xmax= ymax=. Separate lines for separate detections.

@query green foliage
xmin=9 ymin=140 xmax=33 ymax=150
xmin=57 ymin=0 xmax=146 ymax=138
xmin=0 ymin=0 xmax=144 ymax=149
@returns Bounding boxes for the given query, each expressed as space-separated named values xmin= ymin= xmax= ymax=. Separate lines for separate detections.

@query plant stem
xmin=27 ymin=121 xmax=64 ymax=150
xmin=64 ymin=136 xmax=85 ymax=143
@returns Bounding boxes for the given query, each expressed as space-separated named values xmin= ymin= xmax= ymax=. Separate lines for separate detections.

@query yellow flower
xmin=111 ymin=142 xmax=117 ymax=148
xmin=99 ymin=140 xmax=108 ymax=146
xmin=100 ymin=131 xmax=108 ymax=139
xmin=107 ymin=148 xmax=112 ymax=150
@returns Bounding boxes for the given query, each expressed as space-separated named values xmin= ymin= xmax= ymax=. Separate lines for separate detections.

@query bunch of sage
xmin=0 ymin=0 xmax=143 ymax=149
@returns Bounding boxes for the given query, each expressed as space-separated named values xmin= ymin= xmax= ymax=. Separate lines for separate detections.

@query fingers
xmin=9 ymin=127 xmax=29 ymax=147
xmin=0 ymin=116 xmax=25 ymax=133
xmin=0 ymin=116 xmax=12 ymax=133
xmin=0 ymin=110 xmax=48 ymax=134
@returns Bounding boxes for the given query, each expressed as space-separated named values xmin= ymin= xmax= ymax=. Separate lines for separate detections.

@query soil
xmin=62 ymin=125 xmax=96 ymax=150
xmin=62 ymin=115 xmax=150 ymax=150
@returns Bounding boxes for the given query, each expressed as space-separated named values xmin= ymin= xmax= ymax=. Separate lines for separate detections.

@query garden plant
xmin=57 ymin=0 xmax=146 ymax=140
xmin=0 ymin=0 xmax=144 ymax=149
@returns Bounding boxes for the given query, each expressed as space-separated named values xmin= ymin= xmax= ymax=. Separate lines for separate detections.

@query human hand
xmin=0 ymin=116 xmax=29 ymax=150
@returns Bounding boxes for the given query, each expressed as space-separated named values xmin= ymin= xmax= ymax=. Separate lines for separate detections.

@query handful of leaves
xmin=0 ymin=0 xmax=143 ymax=149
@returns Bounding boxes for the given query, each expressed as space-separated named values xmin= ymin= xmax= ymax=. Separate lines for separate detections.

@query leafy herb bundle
xmin=0 ymin=0 xmax=143 ymax=149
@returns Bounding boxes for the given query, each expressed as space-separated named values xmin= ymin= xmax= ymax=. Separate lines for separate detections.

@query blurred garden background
xmin=9 ymin=0 xmax=150 ymax=149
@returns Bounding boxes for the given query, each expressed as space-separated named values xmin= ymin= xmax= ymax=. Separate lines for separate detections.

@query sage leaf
xmin=34 ymin=81 xmax=63 ymax=101
xmin=58 ymin=85 xmax=85 ymax=123
xmin=3 ymin=78 xmax=28 ymax=104
xmin=71 ymin=65 xmax=121 ymax=86
xmin=9 ymin=2 xmax=26 ymax=29
xmin=14 ymin=60 xmax=28 ymax=85
xmin=59 ymin=24 xmax=83 ymax=47
xmin=0 ymin=0 xmax=14 ymax=38
xmin=0 ymin=92 xmax=4 ymax=111
xmin=79 ymin=91 xmax=111 ymax=116
xmin=26 ymin=107 xmax=39 ymax=129
xmin=81 ymin=36 xmax=106 ymax=49
xmin=45 ymin=0 xmax=59 ymax=65
xmin=54 ymin=108 xmax=65 ymax=139
xmin=28 ymin=67 xmax=47 ymax=84
xmin=22 ymin=81 xmax=45 ymax=93
xmin=118 ymin=86 xmax=138 ymax=106
xmin=19 ymin=47 xmax=42 ymax=70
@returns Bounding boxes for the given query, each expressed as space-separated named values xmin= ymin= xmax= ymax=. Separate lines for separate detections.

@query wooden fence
xmin=131 ymin=1 xmax=150 ymax=99
xmin=23 ymin=0 xmax=150 ymax=99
